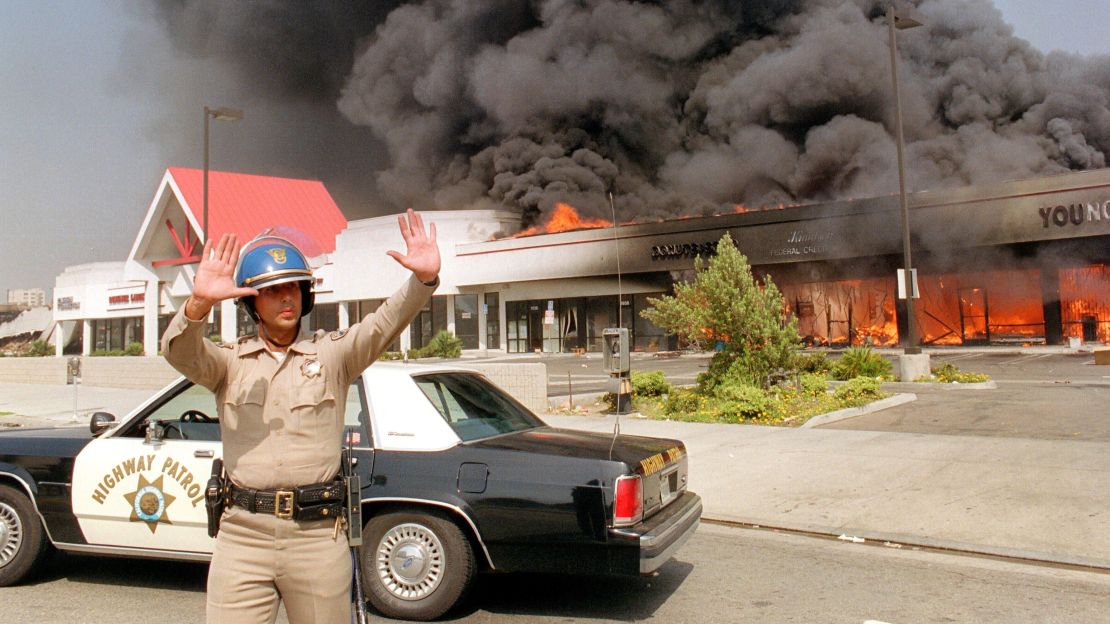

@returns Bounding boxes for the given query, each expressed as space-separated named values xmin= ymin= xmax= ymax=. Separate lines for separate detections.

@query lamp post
xmin=202 ymin=106 xmax=244 ymax=242
xmin=887 ymin=3 xmax=923 ymax=355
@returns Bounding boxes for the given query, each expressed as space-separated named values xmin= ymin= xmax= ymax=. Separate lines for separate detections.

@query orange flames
xmin=781 ymin=266 xmax=1108 ymax=347
xmin=514 ymin=203 xmax=613 ymax=237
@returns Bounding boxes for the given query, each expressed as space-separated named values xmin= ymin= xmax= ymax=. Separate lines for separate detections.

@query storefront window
xmin=485 ymin=293 xmax=500 ymax=350
xmin=410 ymin=296 xmax=447 ymax=350
xmin=454 ymin=295 xmax=479 ymax=350
xmin=205 ymin=306 xmax=222 ymax=340
xmin=633 ymin=293 xmax=668 ymax=351
xmin=89 ymin=316 xmax=144 ymax=353
xmin=310 ymin=303 xmax=339 ymax=332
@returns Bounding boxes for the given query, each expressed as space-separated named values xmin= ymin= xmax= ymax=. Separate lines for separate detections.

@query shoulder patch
xmin=330 ymin=328 xmax=349 ymax=341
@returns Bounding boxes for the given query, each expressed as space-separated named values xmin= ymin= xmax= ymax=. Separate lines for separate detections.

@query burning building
xmin=417 ymin=167 xmax=1109 ymax=353
xmin=51 ymin=167 xmax=1109 ymax=357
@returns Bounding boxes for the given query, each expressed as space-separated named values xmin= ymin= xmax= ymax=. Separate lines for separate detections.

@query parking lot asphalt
xmin=2 ymin=346 xmax=1108 ymax=569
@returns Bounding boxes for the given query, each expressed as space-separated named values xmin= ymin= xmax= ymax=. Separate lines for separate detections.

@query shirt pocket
xmin=289 ymin=380 xmax=338 ymax=455
xmin=222 ymin=382 xmax=267 ymax=442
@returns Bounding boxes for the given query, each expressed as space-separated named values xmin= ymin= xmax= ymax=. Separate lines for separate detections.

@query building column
xmin=499 ymin=296 xmax=507 ymax=352
xmin=446 ymin=295 xmax=456 ymax=337
xmin=478 ymin=292 xmax=487 ymax=353
xmin=220 ymin=299 xmax=237 ymax=341
xmin=81 ymin=319 xmax=91 ymax=356
xmin=1041 ymin=267 xmax=1063 ymax=345
xmin=144 ymin=280 xmax=159 ymax=356
xmin=399 ymin=326 xmax=412 ymax=354
xmin=54 ymin=320 xmax=65 ymax=356
xmin=338 ymin=302 xmax=350 ymax=330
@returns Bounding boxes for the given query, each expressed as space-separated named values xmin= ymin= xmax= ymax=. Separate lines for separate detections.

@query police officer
xmin=161 ymin=209 xmax=440 ymax=623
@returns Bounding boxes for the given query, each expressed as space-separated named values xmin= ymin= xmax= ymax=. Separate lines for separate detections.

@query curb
xmin=701 ymin=515 xmax=1110 ymax=571
xmin=800 ymin=393 xmax=917 ymax=428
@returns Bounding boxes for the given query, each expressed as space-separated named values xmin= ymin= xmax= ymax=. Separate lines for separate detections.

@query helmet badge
xmin=266 ymin=248 xmax=287 ymax=264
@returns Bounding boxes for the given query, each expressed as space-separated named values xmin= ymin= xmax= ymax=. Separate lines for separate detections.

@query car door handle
xmin=194 ymin=449 xmax=215 ymax=458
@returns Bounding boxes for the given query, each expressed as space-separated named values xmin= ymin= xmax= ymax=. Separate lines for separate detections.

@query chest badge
xmin=301 ymin=358 xmax=323 ymax=378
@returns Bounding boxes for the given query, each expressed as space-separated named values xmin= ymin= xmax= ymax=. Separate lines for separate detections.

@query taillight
xmin=613 ymin=475 xmax=643 ymax=526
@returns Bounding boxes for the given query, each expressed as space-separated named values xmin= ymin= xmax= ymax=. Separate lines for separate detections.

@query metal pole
xmin=888 ymin=5 xmax=920 ymax=355
xmin=203 ymin=106 xmax=210 ymax=243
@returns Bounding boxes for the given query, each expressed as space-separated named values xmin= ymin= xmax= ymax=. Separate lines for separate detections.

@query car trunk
xmin=468 ymin=426 xmax=689 ymax=520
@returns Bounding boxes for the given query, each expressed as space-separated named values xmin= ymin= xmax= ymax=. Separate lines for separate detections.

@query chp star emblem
xmin=301 ymin=358 xmax=323 ymax=378
xmin=123 ymin=474 xmax=176 ymax=533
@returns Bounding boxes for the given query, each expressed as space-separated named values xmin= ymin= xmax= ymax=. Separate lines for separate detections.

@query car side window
xmin=131 ymin=383 xmax=220 ymax=441
xmin=414 ymin=373 xmax=542 ymax=442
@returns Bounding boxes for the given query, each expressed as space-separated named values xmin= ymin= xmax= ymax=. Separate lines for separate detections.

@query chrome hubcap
xmin=375 ymin=522 xmax=444 ymax=600
xmin=0 ymin=501 xmax=23 ymax=569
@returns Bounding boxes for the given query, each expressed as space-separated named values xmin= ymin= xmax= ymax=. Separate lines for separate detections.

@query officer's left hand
xmin=387 ymin=208 xmax=440 ymax=283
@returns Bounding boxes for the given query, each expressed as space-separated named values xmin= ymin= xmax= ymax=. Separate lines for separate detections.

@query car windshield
xmin=414 ymin=372 xmax=544 ymax=442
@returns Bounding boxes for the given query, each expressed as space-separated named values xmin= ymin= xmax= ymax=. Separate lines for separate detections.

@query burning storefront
xmin=437 ymin=168 xmax=1110 ymax=352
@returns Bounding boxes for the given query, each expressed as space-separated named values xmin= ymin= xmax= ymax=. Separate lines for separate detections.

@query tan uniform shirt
xmin=162 ymin=275 xmax=435 ymax=490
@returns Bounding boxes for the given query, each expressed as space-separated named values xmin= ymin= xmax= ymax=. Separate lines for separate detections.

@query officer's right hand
xmin=191 ymin=234 xmax=258 ymax=307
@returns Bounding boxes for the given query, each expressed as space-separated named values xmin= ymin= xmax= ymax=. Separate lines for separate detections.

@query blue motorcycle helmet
xmin=233 ymin=231 xmax=316 ymax=322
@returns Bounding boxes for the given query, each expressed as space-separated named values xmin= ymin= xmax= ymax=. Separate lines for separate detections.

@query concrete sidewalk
xmin=544 ymin=413 xmax=1110 ymax=569
xmin=3 ymin=382 xmax=1107 ymax=569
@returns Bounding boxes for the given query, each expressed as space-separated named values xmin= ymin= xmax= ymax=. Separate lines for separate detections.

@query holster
xmin=205 ymin=458 xmax=226 ymax=538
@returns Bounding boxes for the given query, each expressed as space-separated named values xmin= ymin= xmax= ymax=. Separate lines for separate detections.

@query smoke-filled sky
xmin=1 ymin=0 xmax=1108 ymax=298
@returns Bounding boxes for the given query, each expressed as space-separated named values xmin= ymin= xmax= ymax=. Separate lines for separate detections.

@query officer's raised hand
xmin=387 ymin=208 xmax=441 ymax=283
xmin=186 ymin=234 xmax=258 ymax=320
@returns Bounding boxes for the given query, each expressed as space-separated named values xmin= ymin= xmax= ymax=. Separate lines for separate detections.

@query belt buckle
xmin=275 ymin=490 xmax=294 ymax=520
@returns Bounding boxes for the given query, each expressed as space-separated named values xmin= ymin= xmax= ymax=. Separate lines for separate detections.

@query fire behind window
xmin=782 ymin=264 xmax=1108 ymax=347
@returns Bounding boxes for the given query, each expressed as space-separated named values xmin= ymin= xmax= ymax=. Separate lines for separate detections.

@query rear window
xmin=414 ymin=372 xmax=543 ymax=442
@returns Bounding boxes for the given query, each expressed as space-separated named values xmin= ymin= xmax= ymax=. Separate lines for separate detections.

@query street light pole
xmin=887 ymin=4 xmax=923 ymax=355
xmin=202 ymin=106 xmax=244 ymax=243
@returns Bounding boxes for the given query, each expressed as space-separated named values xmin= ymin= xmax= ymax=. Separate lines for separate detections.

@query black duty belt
xmin=228 ymin=480 xmax=345 ymax=522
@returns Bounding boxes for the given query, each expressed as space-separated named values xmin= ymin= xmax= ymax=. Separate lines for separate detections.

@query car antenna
xmin=608 ymin=191 xmax=621 ymax=461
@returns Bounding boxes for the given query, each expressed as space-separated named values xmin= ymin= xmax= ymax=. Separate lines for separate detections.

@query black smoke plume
xmin=148 ymin=0 xmax=1110 ymax=227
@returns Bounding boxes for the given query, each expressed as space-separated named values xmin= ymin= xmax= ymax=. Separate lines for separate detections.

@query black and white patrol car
xmin=0 ymin=363 xmax=700 ymax=621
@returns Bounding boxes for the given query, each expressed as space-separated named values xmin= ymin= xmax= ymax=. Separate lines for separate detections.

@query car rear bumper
xmin=609 ymin=490 xmax=702 ymax=574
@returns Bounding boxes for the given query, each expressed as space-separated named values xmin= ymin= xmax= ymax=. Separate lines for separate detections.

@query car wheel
xmin=361 ymin=510 xmax=476 ymax=621
xmin=0 ymin=484 xmax=49 ymax=586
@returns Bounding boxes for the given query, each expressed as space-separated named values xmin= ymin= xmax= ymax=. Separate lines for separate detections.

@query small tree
xmin=641 ymin=233 xmax=800 ymax=388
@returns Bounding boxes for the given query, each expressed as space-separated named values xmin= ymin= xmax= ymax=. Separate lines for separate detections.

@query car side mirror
xmin=90 ymin=412 xmax=116 ymax=436
xmin=144 ymin=420 xmax=165 ymax=445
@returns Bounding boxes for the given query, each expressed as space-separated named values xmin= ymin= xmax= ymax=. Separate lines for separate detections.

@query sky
xmin=1 ymin=0 xmax=1109 ymax=300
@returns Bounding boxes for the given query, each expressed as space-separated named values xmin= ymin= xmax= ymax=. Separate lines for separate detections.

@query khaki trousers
xmin=206 ymin=506 xmax=352 ymax=624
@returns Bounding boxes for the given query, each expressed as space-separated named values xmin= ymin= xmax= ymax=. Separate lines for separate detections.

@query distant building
xmin=7 ymin=288 xmax=46 ymax=307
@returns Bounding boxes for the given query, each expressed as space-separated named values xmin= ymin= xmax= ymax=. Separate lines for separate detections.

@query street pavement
xmin=2 ymin=347 xmax=1108 ymax=571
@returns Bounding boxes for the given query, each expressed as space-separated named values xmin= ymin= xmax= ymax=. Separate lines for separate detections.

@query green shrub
xmin=800 ymin=372 xmax=830 ymax=396
xmin=834 ymin=376 xmax=884 ymax=406
xmin=25 ymin=340 xmax=52 ymax=357
xmin=663 ymin=387 xmax=701 ymax=415
xmin=831 ymin=346 xmax=892 ymax=380
xmin=124 ymin=342 xmax=144 ymax=356
xmin=409 ymin=330 xmax=462 ymax=359
xmin=207 ymin=334 xmax=222 ymax=343
xmin=378 ymin=351 xmax=403 ymax=361
xmin=641 ymin=233 xmax=801 ymax=390
xmin=926 ymin=362 xmax=991 ymax=383
xmin=793 ymin=352 xmax=832 ymax=373
xmin=631 ymin=370 xmax=671 ymax=397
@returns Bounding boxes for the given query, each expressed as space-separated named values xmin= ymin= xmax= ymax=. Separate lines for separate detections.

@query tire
xmin=361 ymin=509 xmax=476 ymax=621
xmin=0 ymin=484 xmax=49 ymax=587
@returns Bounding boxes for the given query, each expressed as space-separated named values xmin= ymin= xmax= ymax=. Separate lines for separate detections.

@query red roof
xmin=168 ymin=167 xmax=348 ymax=254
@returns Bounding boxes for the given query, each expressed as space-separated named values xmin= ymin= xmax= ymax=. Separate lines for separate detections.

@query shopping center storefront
xmin=53 ymin=167 xmax=1110 ymax=356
